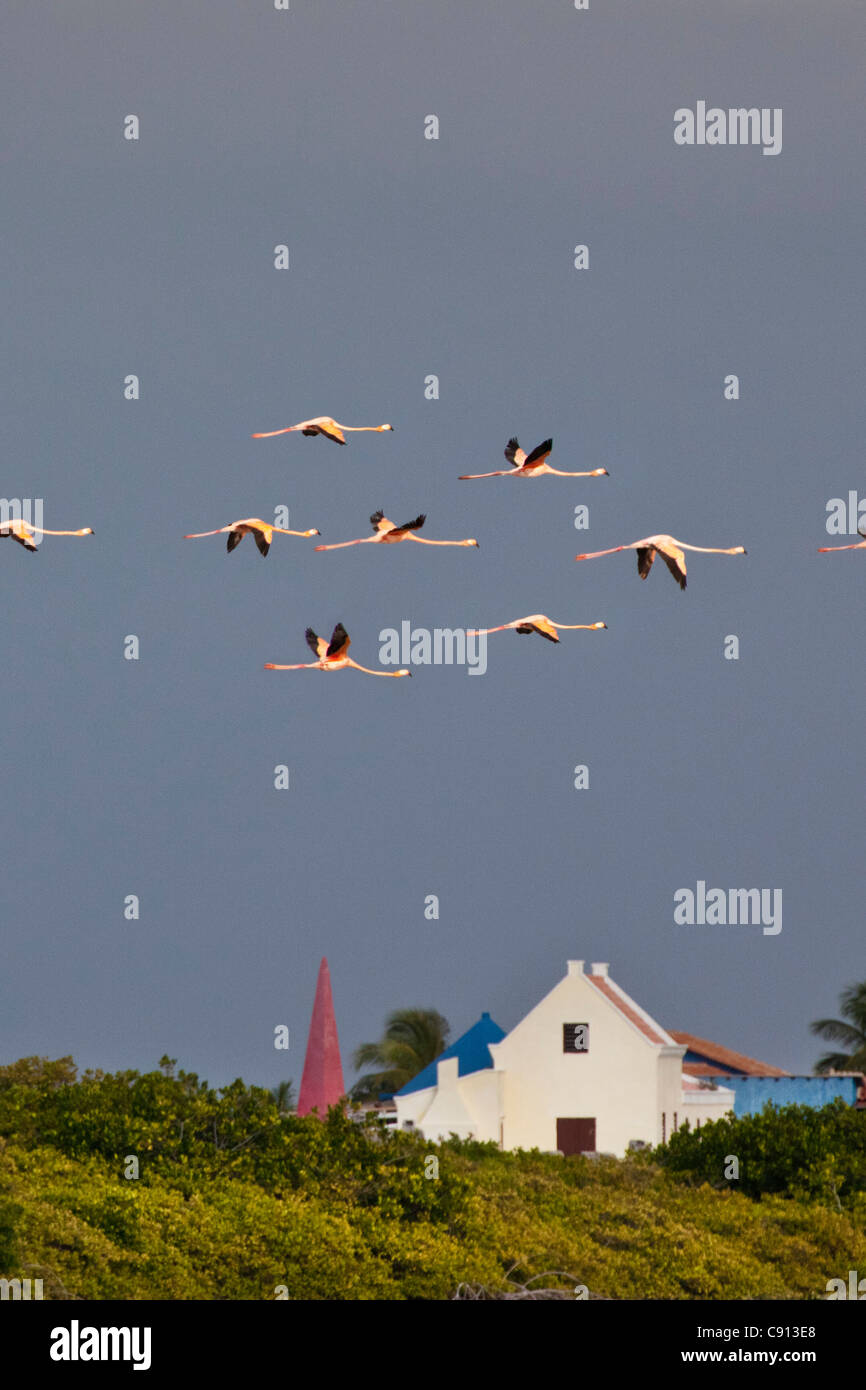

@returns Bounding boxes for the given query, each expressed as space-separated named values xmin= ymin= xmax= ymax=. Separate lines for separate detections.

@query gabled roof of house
xmin=396 ymin=1012 xmax=506 ymax=1096
xmin=671 ymin=1030 xmax=788 ymax=1077
xmin=585 ymin=972 xmax=673 ymax=1046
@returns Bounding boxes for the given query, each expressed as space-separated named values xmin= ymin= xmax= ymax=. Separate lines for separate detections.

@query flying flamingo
xmin=0 ymin=520 xmax=94 ymax=552
xmin=265 ymin=623 xmax=411 ymax=678
xmin=574 ymin=534 xmax=747 ymax=590
xmin=183 ymin=517 xmax=320 ymax=557
xmin=467 ymin=616 xmax=607 ymax=644
xmin=314 ymin=511 xmax=478 ymax=552
xmin=252 ymin=416 xmax=394 ymax=446
xmin=459 ymin=437 xmax=608 ymax=480
xmin=818 ymin=526 xmax=866 ymax=554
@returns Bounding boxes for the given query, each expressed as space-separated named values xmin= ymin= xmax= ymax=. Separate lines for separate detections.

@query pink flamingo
xmin=315 ymin=511 xmax=478 ymax=552
xmin=184 ymin=517 xmax=320 ymax=557
xmin=467 ymin=616 xmax=607 ymax=644
xmin=818 ymin=526 xmax=866 ymax=554
xmin=459 ymin=437 xmax=608 ymax=480
xmin=0 ymin=520 xmax=94 ymax=552
xmin=575 ymin=534 xmax=746 ymax=590
xmin=252 ymin=416 xmax=393 ymax=445
xmin=265 ymin=624 xmax=411 ymax=678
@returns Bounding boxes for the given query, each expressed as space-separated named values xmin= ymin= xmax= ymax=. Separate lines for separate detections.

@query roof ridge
xmin=585 ymin=973 xmax=670 ymax=1046
xmin=672 ymin=1030 xmax=788 ymax=1076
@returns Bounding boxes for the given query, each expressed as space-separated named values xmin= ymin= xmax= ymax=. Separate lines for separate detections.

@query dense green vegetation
xmin=1 ymin=1057 xmax=864 ymax=1300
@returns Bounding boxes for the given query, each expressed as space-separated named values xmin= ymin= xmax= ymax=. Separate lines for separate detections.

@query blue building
xmin=722 ymin=1073 xmax=861 ymax=1116
xmin=671 ymin=1030 xmax=865 ymax=1116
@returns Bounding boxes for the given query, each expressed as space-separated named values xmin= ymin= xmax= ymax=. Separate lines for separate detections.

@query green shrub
xmin=655 ymin=1100 xmax=866 ymax=1206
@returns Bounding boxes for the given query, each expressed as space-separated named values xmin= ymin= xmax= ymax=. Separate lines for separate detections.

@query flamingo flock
xmin=8 ymin=417 xmax=860 ymax=683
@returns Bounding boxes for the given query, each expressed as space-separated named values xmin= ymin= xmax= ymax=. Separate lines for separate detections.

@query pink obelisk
xmin=296 ymin=957 xmax=346 ymax=1117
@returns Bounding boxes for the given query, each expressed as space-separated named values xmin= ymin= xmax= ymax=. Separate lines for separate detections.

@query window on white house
xmin=563 ymin=1023 xmax=589 ymax=1053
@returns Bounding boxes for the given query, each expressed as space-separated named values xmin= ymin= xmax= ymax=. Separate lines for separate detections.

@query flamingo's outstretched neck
xmin=409 ymin=536 xmax=477 ymax=547
xmin=575 ymin=546 xmax=627 ymax=561
xmin=547 ymin=467 xmax=609 ymax=477
xmin=348 ymin=660 xmax=411 ymax=678
xmin=33 ymin=527 xmax=94 ymax=537
xmin=678 ymin=544 xmax=746 ymax=555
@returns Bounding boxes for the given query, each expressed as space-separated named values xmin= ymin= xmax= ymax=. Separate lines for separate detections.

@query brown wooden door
xmin=557 ymin=1117 xmax=596 ymax=1155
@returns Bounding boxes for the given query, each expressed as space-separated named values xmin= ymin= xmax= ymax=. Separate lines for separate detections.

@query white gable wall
xmin=490 ymin=964 xmax=680 ymax=1155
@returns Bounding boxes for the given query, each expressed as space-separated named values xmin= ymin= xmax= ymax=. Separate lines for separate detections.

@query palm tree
xmin=270 ymin=1079 xmax=296 ymax=1114
xmin=810 ymin=982 xmax=866 ymax=1073
xmin=351 ymin=1008 xmax=450 ymax=1101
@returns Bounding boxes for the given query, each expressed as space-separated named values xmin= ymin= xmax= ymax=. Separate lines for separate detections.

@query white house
xmin=395 ymin=960 xmax=735 ymax=1155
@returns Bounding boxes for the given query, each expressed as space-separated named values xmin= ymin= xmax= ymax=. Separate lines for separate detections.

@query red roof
xmin=586 ymin=974 xmax=669 ymax=1045
xmin=671 ymin=1031 xmax=788 ymax=1077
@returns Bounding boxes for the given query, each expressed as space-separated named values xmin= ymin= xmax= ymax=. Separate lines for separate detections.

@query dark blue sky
xmin=4 ymin=0 xmax=864 ymax=1090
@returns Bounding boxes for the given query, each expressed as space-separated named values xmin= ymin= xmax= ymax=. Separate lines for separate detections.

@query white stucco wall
xmin=680 ymin=1084 xmax=736 ymax=1129
xmin=395 ymin=1058 xmax=503 ymax=1142
xmin=489 ymin=963 xmax=682 ymax=1155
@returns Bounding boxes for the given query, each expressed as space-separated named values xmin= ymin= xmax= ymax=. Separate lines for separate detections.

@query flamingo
xmin=818 ymin=526 xmax=866 ymax=554
xmin=574 ymin=534 xmax=747 ymax=590
xmin=459 ymin=437 xmax=608 ymax=480
xmin=467 ymin=616 xmax=607 ymax=644
xmin=314 ymin=511 xmax=478 ymax=552
xmin=265 ymin=624 xmax=411 ymax=678
xmin=0 ymin=520 xmax=94 ymax=552
xmin=252 ymin=416 xmax=394 ymax=445
xmin=183 ymin=517 xmax=320 ymax=557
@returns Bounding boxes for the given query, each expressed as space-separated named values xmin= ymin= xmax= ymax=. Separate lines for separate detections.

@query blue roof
xmin=396 ymin=1012 xmax=506 ymax=1096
